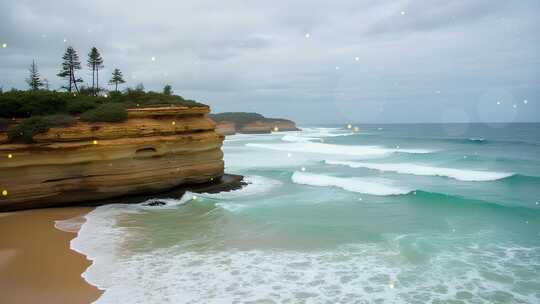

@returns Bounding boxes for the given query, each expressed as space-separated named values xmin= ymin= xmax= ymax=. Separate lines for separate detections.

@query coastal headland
xmin=0 ymin=103 xmax=243 ymax=212
xmin=210 ymin=112 xmax=300 ymax=135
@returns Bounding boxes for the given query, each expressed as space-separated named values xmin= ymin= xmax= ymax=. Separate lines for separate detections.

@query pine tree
xmin=87 ymin=47 xmax=104 ymax=95
xmin=163 ymin=84 xmax=172 ymax=95
xmin=26 ymin=60 xmax=43 ymax=91
xmin=57 ymin=46 xmax=82 ymax=93
xmin=109 ymin=68 xmax=126 ymax=92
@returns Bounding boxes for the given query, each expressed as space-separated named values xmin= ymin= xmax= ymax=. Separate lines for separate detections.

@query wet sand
xmin=0 ymin=207 xmax=102 ymax=304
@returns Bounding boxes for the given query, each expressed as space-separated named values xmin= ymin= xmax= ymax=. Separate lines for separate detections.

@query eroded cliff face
xmin=215 ymin=119 xmax=299 ymax=136
xmin=0 ymin=106 xmax=225 ymax=211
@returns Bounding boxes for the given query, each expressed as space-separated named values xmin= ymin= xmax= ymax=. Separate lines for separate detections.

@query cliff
xmin=0 ymin=106 xmax=230 ymax=211
xmin=210 ymin=112 xmax=299 ymax=136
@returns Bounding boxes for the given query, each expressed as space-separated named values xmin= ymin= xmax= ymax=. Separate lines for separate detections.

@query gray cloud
xmin=0 ymin=0 xmax=538 ymax=123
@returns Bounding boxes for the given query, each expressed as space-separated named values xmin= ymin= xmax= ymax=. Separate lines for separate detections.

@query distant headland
xmin=210 ymin=112 xmax=300 ymax=135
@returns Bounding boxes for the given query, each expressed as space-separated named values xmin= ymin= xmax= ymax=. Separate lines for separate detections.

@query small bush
xmin=7 ymin=114 xmax=75 ymax=143
xmin=67 ymin=98 xmax=98 ymax=114
xmin=80 ymin=103 xmax=128 ymax=122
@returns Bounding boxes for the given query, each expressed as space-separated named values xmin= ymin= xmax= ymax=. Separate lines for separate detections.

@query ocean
xmin=67 ymin=123 xmax=540 ymax=303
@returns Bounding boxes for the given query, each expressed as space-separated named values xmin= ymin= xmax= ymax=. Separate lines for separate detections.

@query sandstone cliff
xmin=211 ymin=112 xmax=299 ymax=136
xmin=0 ymin=106 xmax=226 ymax=211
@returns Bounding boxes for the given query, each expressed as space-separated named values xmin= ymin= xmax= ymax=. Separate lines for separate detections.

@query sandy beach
xmin=0 ymin=207 xmax=102 ymax=304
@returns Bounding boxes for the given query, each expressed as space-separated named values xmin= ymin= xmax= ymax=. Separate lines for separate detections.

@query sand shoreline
xmin=0 ymin=207 xmax=102 ymax=304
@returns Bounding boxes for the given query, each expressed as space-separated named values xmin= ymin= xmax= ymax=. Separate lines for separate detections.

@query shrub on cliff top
xmin=80 ymin=103 xmax=128 ymax=122
xmin=0 ymin=90 xmax=69 ymax=118
xmin=7 ymin=114 xmax=75 ymax=143
xmin=0 ymin=90 xmax=206 ymax=119
xmin=67 ymin=98 xmax=98 ymax=114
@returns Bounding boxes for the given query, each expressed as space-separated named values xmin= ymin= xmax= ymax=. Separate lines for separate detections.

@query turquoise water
xmin=71 ymin=123 xmax=540 ymax=303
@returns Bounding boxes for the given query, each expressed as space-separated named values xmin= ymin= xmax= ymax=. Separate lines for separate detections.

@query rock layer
xmin=0 ymin=106 xmax=225 ymax=211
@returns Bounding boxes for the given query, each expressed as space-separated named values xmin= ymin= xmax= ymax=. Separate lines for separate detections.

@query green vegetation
xmin=163 ymin=84 xmax=172 ymax=95
xmin=0 ymin=90 xmax=205 ymax=119
xmin=87 ymin=47 xmax=104 ymax=96
xmin=67 ymin=98 xmax=98 ymax=114
xmin=57 ymin=46 xmax=83 ymax=93
xmin=26 ymin=60 xmax=43 ymax=91
xmin=109 ymin=68 xmax=125 ymax=92
xmin=7 ymin=114 xmax=75 ymax=143
xmin=80 ymin=103 xmax=127 ymax=122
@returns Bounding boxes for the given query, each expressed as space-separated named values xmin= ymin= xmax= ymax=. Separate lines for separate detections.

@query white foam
xmin=325 ymin=161 xmax=514 ymax=182
xmin=291 ymin=171 xmax=411 ymax=195
xmin=201 ymin=175 xmax=282 ymax=200
xmin=247 ymin=142 xmax=432 ymax=158
xmin=72 ymin=230 xmax=539 ymax=303
xmin=55 ymin=215 xmax=86 ymax=233
xmin=281 ymin=134 xmax=318 ymax=142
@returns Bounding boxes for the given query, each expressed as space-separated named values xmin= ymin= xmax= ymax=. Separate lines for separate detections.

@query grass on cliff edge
xmin=0 ymin=89 xmax=206 ymax=119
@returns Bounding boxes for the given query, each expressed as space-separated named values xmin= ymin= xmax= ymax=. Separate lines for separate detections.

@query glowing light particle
xmin=335 ymin=66 xmax=340 ymax=70
xmin=523 ymin=99 xmax=528 ymax=104
xmin=301 ymin=167 xmax=306 ymax=172
xmin=355 ymin=57 xmax=359 ymax=61
xmin=401 ymin=11 xmax=406 ymax=15
xmin=7 ymin=154 xmax=13 ymax=159
xmin=347 ymin=124 xmax=352 ymax=129
xmin=104 ymin=94 xmax=108 ymax=98
xmin=63 ymin=38 xmax=67 ymax=43
xmin=305 ymin=33 xmax=311 ymax=38
xmin=1 ymin=190 xmax=7 ymax=196
xmin=396 ymin=145 xmax=400 ymax=149
xmin=273 ymin=126 xmax=279 ymax=132
xmin=496 ymin=101 xmax=501 ymax=105
xmin=1 ymin=43 xmax=7 ymax=48
xmin=151 ymin=56 xmax=156 ymax=62
xmin=513 ymin=104 xmax=517 ymax=109
xmin=172 ymin=121 xmax=176 ymax=126
xmin=192 ymin=195 xmax=198 ymax=200
xmin=389 ymin=283 xmax=395 ymax=289
xmin=287 ymin=153 xmax=292 ymax=158
xmin=93 ymin=140 xmax=98 ymax=145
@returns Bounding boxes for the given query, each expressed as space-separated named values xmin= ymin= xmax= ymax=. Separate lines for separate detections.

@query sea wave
xmin=71 ymin=227 xmax=540 ymax=303
xmin=291 ymin=171 xmax=411 ymax=196
xmin=325 ymin=160 xmax=515 ymax=182
xmin=247 ymin=142 xmax=433 ymax=157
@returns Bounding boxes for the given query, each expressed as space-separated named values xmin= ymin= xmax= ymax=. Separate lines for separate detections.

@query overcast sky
xmin=0 ymin=0 xmax=538 ymax=123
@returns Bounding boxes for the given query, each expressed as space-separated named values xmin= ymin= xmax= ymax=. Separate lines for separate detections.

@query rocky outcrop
xmin=0 ymin=106 xmax=228 ymax=211
xmin=212 ymin=113 xmax=299 ymax=136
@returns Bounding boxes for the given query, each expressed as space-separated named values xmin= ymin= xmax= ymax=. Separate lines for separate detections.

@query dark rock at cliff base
xmin=80 ymin=174 xmax=245 ymax=208
xmin=143 ymin=200 xmax=167 ymax=207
